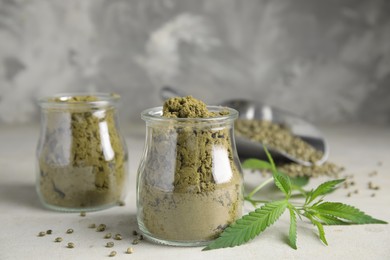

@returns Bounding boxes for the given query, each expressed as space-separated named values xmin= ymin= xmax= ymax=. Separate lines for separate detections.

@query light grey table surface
xmin=0 ymin=124 xmax=389 ymax=260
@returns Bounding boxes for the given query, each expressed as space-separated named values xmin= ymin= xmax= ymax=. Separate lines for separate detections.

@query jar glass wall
xmin=137 ymin=106 xmax=243 ymax=246
xmin=36 ymin=93 xmax=128 ymax=212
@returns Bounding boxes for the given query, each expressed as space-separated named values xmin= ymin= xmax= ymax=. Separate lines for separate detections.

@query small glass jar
xmin=136 ymin=106 xmax=243 ymax=246
xmin=36 ymin=93 xmax=128 ymax=212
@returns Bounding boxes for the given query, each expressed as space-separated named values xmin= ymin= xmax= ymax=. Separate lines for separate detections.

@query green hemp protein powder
xmin=36 ymin=94 xmax=128 ymax=211
xmin=137 ymin=96 xmax=243 ymax=245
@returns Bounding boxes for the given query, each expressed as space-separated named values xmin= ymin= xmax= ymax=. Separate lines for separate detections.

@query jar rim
xmin=38 ymin=93 xmax=120 ymax=109
xmin=141 ymin=106 xmax=238 ymax=124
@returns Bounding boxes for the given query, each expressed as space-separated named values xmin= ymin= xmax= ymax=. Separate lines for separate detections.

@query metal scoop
xmin=160 ymin=86 xmax=328 ymax=166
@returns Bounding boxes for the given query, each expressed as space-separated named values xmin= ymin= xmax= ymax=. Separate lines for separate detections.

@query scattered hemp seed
xmin=109 ymin=251 xmax=117 ymax=257
xmin=138 ymin=235 xmax=144 ymax=240
xmin=344 ymin=174 xmax=354 ymax=179
xmin=126 ymin=247 xmax=134 ymax=254
xmin=368 ymin=182 xmax=380 ymax=190
xmin=369 ymin=171 xmax=378 ymax=177
xmin=67 ymin=242 xmax=75 ymax=248
xmin=80 ymin=211 xmax=86 ymax=217
xmin=132 ymin=239 xmax=139 ymax=245
xmin=106 ymin=242 xmax=114 ymax=248
xmin=114 ymin=234 xmax=122 ymax=240
xmin=347 ymin=192 xmax=352 ymax=197
xmin=104 ymin=233 xmax=112 ymax=239
xmin=88 ymin=223 xmax=96 ymax=229
xmin=46 ymin=230 xmax=52 ymax=235
xmin=354 ymin=189 xmax=359 ymax=194
xmin=97 ymin=224 xmax=106 ymax=232
xmin=54 ymin=237 xmax=63 ymax=242
xmin=66 ymin=229 xmax=74 ymax=234
xmin=38 ymin=231 xmax=46 ymax=237
xmin=118 ymin=201 xmax=125 ymax=206
xmin=132 ymin=230 xmax=138 ymax=236
xmin=371 ymin=193 xmax=376 ymax=197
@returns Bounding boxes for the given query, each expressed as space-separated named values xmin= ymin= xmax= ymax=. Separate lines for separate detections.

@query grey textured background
xmin=1 ymin=0 xmax=390 ymax=125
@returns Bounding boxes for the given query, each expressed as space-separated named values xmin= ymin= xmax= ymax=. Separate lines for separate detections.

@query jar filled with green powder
xmin=137 ymin=96 xmax=244 ymax=246
xmin=36 ymin=93 xmax=128 ymax=212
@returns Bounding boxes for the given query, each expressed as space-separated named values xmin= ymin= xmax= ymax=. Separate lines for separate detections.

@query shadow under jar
xmin=137 ymin=106 xmax=243 ymax=246
xmin=36 ymin=93 xmax=128 ymax=212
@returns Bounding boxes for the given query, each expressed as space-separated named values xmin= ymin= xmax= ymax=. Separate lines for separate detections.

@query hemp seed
xmin=235 ymin=119 xmax=324 ymax=164
xmin=126 ymin=247 xmax=134 ymax=254
xmin=54 ymin=237 xmax=63 ymax=242
xmin=106 ymin=242 xmax=114 ymax=248
xmin=109 ymin=251 xmax=117 ymax=257
xmin=67 ymin=242 xmax=75 ymax=248
xmin=368 ymin=182 xmax=380 ymax=190
xmin=38 ymin=231 xmax=46 ymax=237
xmin=369 ymin=171 xmax=378 ymax=177
xmin=97 ymin=224 xmax=106 ymax=232
xmin=66 ymin=229 xmax=74 ymax=234
xmin=104 ymin=233 xmax=112 ymax=239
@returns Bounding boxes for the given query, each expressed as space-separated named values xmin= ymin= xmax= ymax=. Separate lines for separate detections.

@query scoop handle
xmin=160 ymin=86 xmax=185 ymax=101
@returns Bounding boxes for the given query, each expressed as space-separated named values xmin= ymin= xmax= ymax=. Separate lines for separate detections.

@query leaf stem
xmin=247 ymin=177 xmax=274 ymax=199
xmin=244 ymin=197 xmax=270 ymax=206
xmin=291 ymin=185 xmax=307 ymax=196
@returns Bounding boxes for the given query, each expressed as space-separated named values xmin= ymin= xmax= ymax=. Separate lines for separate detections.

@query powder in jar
xmin=138 ymin=96 xmax=243 ymax=242
xmin=37 ymin=95 xmax=128 ymax=210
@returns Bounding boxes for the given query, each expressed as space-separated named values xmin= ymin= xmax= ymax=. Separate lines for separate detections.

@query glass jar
xmin=36 ymin=93 xmax=128 ymax=212
xmin=136 ymin=106 xmax=243 ymax=246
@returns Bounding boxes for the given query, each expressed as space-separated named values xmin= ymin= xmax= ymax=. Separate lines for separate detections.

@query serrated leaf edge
xmin=273 ymin=172 xmax=292 ymax=198
xmin=311 ymin=202 xmax=387 ymax=224
xmin=203 ymin=200 xmax=288 ymax=250
xmin=306 ymin=179 xmax=345 ymax=204
xmin=305 ymin=213 xmax=328 ymax=246
xmin=288 ymin=205 xmax=297 ymax=249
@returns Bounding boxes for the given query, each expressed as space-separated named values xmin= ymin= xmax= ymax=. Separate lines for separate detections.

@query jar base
xmin=40 ymin=201 xmax=119 ymax=212
xmin=138 ymin=222 xmax=213 ymax=247
xmin=141 ymin=232 xmax=213 ymax=247
xmin=37 ymin=194 xmax=122 ymax=212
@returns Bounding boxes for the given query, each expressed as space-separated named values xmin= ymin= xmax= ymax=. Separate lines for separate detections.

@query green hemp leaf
xmin=203 ymin=147 xmax=387 ymax=251
xmin=288 ymin=205 xmax=297 ymax=249
xmin=203 ymin=200 xmax=288 ymax=250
